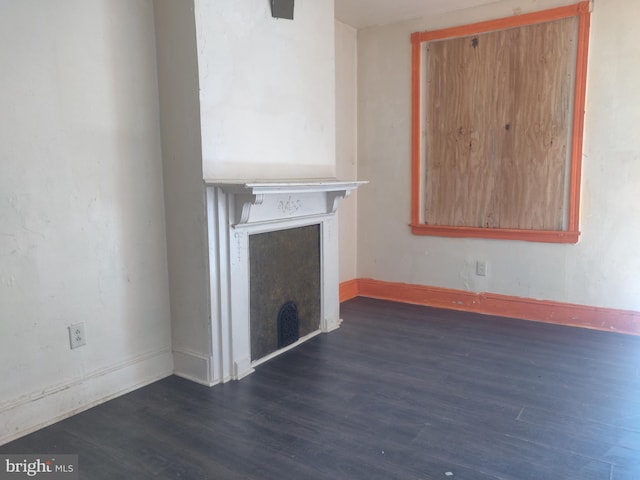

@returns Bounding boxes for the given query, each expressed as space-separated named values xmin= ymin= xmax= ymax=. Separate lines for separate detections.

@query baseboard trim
xmin=341 ymin=278 xmax=640 ymax=336
xmin=339 ymin=279 xmax=360 ymax=303
xmin=172 ymin=349 xmax=219 ymax=387
xmin=0 ymin=347 xmax=174 ymax=446
xmin=252 ymin=330 xmax=322 ymax=369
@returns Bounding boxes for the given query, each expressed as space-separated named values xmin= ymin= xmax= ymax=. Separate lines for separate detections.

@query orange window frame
xmin=410 ymin=2 xmax=591 ymax=243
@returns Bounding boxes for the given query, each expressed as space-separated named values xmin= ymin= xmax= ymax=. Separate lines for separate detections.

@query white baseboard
xmin=251 ymin=329 xmax=322 ymax=369
xmin=172 ymin=348 xmax=218 ymax=387
xmin=0 ymin=347 xmax=174 ymax=446
xmin=324 ymin=317 xmax=343 ymax=333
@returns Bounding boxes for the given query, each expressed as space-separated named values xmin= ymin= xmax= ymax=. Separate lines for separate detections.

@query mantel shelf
xmin=206 ymin=179 xmax=367 ymax=226
xmin=207 ymin=180 xmax=367 ymax=196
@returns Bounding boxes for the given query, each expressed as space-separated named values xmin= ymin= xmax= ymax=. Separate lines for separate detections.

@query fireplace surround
xmin=205 ymin=180 xmax=365 ymax=384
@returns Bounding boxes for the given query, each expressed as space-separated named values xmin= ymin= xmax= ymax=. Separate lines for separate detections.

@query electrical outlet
xmin=476 ymin=260 xmax=488 ymax=277
xmin=68 ymin=322 xmax=86 ymax=349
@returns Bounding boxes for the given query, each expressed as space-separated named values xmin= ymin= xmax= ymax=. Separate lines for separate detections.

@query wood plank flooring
xmin=2 ymin=297 xmax=640 ymax=479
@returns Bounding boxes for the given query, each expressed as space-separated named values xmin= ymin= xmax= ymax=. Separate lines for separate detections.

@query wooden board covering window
xmin=410 ymin=2 xmax=591 ymax=243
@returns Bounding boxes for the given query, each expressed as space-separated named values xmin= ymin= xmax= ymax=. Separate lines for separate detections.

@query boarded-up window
xmin=410 ymin=3 xmax=591 ymax=243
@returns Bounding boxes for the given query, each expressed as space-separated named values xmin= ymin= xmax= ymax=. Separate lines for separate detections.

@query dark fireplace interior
xmin=277 ymin=301 xmax=299 ymax=349
xmin=249 ymin=224 xmax=321 ymax=361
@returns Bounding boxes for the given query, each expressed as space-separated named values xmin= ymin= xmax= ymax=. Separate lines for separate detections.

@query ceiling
xmin=334 ymin=0 xmax=503 ymax=29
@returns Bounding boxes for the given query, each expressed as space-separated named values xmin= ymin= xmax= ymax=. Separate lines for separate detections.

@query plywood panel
xmin=424 ymin=17 xmax=577 ymax=230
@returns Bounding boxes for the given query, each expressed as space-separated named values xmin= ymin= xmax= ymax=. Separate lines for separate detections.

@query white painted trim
xmin=324 ymin=318 xmax=344 ymax=333
xmin=233 ymin=357 xmax=254 ymax=380
xmin=206 ymin=180 xmax=365 ymax=383
xmin=172 ymin=349 xmax=217 ymax=387
xmin=208 ymin=180 xmax=366 ymax=226
xmin=251 ymin=329 xmax=323 ymax=369
xmin=208 ymin=180 xmax=366 ymax=195
xmin=0 ymin=348 xmax=173 ymax=445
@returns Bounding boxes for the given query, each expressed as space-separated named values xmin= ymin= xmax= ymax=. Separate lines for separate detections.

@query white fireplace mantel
xmin=204 ymin=179 xmax=366 ymax=385
xmin=211 ymin=180 xmax=365 ymax=226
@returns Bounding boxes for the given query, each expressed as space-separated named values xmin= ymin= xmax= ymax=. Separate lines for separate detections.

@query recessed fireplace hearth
xmin=249 ymin=224 xmax=320 ymax=360
xmin=205 ymin=180 xmax=366 ymax=385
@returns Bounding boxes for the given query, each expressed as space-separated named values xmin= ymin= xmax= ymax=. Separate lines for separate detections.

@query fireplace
xmin=206 ymin=180 xmax=365 ymax=383
xmin=249 ymin=224 xmax=320 ymax=360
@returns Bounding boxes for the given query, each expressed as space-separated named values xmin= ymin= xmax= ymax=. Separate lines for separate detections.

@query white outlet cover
xmin=476 ymin=260 xmax=488 ymax=276
xmin=68 ymin=323 xmax=86 ymax=349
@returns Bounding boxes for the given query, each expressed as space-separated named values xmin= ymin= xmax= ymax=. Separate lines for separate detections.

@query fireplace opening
xmin=249 ymin=224 xmax=321 ymax=361
xmin=277 ymin=301 xmax=300 ymax=349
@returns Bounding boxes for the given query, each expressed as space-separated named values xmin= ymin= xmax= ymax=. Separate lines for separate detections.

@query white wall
xmin=153 ymin=0 xmax=213 ymax=384
xmin=0 ymin=0 xmax=173 ymax=444
xmin=335 ymin=20 xmax=359 ymax=282
xmin=195 ymin=0 xmax=337 ymax=180
xmin=357 ymin=0 xmax=640 ymax=312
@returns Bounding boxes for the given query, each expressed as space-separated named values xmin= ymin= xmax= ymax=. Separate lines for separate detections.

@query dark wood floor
xmin=3 ymin=297 xmax=640 ymax=479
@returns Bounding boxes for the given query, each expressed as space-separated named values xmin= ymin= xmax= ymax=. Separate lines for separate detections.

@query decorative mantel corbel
xmin=236 ymin=193 xmax=264 ymax=225
xmin=327 ymin=189 xmax=353 ymax=213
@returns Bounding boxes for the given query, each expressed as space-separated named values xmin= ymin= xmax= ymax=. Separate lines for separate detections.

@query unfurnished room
xmin=1 ymin=0 xmax=639 ymax=479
